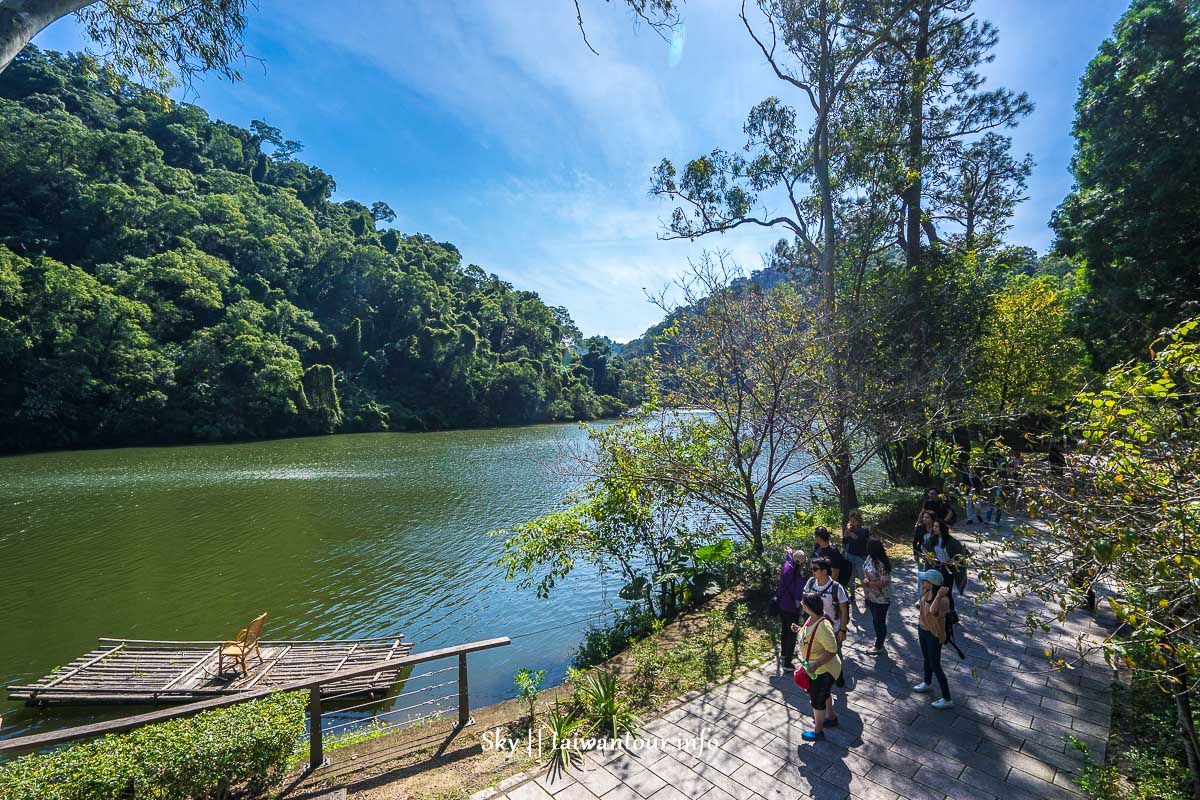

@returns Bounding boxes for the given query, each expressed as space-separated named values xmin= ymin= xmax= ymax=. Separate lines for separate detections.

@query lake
xmin=0 ymin=423 xmax=874 ymax=741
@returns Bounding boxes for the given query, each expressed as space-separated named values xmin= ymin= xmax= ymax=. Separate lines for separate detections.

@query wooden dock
xmin=8 ymin=636 xmax=414 ymax=706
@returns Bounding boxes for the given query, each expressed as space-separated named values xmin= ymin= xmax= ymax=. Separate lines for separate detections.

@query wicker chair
xmin=218 ymin=612 xmax=268 ymax=677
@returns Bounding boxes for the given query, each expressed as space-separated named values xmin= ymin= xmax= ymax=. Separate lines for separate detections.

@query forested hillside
xmin=0 ymin=48 xmax=638 ymax=452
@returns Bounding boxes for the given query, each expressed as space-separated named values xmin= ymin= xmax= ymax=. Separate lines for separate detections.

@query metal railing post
xmin=457 ymin=652 xmax=470 ymax=728
xmin=308 ymin=687 xmax=325 ymax=771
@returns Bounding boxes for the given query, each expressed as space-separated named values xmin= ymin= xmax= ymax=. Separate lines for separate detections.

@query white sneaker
xmin=912 ymin=682 xmax=931 ymax=693
xmin=931 ymin=697 xmax=955 ymax=709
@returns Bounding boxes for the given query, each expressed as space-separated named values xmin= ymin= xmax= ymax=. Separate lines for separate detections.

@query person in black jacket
xmin=923 ymin=521 xmax=967 ymax=596
xmin=812 ymin=527 xmax=844 ymax=586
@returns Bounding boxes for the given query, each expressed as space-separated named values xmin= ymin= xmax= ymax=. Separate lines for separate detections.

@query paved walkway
xmin=487 ymin=530 xmax=1116 ymax=800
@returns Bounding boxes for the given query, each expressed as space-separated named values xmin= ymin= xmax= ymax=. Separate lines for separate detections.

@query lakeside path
xmin=482 ymin=522 xmax=1117 ymax=800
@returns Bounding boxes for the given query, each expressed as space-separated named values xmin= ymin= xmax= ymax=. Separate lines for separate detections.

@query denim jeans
xmin=919 ymin=627 xmax=951 ymax=699
xmin=966 ymin=493 xmax=985 ymax=522
xmin=986 ymin=487 xmax=1004 ymax=524
xmin=866 ymin=600 xmax=888 ymax=647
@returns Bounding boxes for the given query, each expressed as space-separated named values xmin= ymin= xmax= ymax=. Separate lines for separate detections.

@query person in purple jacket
xmin=775 ymin=545 xmax=808 ymax=669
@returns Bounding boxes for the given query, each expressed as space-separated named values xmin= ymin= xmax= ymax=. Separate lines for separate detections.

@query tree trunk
xmin=889 ymin=439 xmax=928 ymax=486
xmin=903 ymin=0 xmax=931 ymax=270
xmin=1170 ymin=663 xmax=1200 ymax=800
xmin=833 ymin=446 xmax=859 ymax=523
xmin=0 ymin=0 xmax=93 ymax=74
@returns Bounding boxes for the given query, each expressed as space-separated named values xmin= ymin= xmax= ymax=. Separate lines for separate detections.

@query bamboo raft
xmin=8 ymin=636 xmax=414 ymax=706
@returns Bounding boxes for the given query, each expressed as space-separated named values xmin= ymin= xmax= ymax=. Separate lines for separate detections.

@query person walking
xmin=913 ymin=569 xmax=954 ymax=709
xmin=791 ymin=591 xmax=842 ymax=741
xmin=861 ymin=537 xmax=892 ymax=653
xmin=923 ymin=520 xmax=968 ymax=596
xmin=842 ymin=510 xmax=869 ymax=609
xmin=812 ymin=527 xmax=845 ymax=588
xmin=912 ymin=510 xmax=938 ymax=594
xmin=922 ymin=487 xmax=955 ymax=528
xmin=963 ymin=467 xmax=986 ymax=525
xmin=804 ymin=557 xmax=850 ymax=688
xmin=774 ymin=545 xmax=806 ymax=669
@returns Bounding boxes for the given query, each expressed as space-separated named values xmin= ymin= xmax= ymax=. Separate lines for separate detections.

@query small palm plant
xmin=578 ymin=671 xmax=638 ymax=740
xmin=544 ymin=700 xmax=585 ymax=773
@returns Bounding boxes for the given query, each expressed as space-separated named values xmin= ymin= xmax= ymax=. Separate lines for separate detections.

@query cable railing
xmin=0 ymin=636 xmax=511 ymax=772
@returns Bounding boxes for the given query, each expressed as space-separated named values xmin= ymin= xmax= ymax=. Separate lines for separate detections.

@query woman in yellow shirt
xmin=791 ymin=590 xmax=843 ymax=741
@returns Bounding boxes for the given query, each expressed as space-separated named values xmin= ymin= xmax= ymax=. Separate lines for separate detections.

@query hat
xmin=917 ymin=569 xmax=945 ymax=586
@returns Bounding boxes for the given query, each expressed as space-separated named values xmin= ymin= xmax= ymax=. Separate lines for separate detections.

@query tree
xmin=873 ymin=0 xmax=1032 ymax=268
xmin=1052 ymin=0 xmax=1200 ymax=368
xmin=0 ymin=48 xmax=635 ymax=449
xmin=967 ymin=276 xmax=1088 ymax=422
xmin=493 ymin=418 xmax=728 ymax=619
xmin=968 ymin=318 xmax=1200 ymax=799
xmin=572 ymin=0 xmax=681 ymax=55
xmin=0 ymin=0 xmax=252 ymax=90
xmin=651 ymin=0 xmax=917 ymax=516
xmin=635 ymin=254 xmax=844 ymax=553
xmin=929 ymin=132 xmax=1033 ymax=256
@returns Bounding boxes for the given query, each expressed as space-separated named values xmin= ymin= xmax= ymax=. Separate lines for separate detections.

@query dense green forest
xmin=0 ymin=48 xmax=640 ymax=452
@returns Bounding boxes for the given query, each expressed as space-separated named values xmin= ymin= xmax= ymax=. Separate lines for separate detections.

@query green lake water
xmin=0 ymin=423 xmax=871 ymax=741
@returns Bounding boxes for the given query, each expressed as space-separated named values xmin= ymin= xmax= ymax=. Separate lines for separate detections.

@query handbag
xmin=792 ymin=615 xmax=828 ymax=691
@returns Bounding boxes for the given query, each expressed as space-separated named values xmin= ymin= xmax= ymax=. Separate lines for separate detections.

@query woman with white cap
xmin=913 ymin=568 xmax=954 ymax=709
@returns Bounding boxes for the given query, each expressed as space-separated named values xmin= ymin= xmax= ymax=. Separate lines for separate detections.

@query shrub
xmin=627 ymin=628 xmax=667 ymax=706
xmin=855 ymin=488 xmax=924 ymax=530
xmin=513 ymin=668 xmax=545 ymax=729
xmin=0 ymin=691 xmax=306 ymax=800
xmin=572 ymin=605 xmax=653 ymax=668
xmin=577 ymin=671 xmax=638 ymax=741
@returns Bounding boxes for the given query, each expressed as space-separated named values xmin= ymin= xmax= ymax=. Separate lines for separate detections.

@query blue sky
xmin=33 ymin=0 xmax=1129 ymax=341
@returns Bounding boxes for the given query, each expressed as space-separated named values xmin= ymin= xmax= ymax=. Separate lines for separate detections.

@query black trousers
xmin=867 ymin=601 xmax=889 ymax=648
xmin=780 ymin=611 xmax=801 ymax=665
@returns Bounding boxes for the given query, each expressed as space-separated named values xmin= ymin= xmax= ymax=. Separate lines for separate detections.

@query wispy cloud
xmin=29 ymin=0 xmax=1131 ymax=339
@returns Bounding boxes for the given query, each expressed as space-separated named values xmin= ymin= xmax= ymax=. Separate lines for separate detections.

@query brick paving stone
xmin=886 ymin=738 xmax=966 ymax=780
xmin=572 ymin=763 xmax=622 ymax=796
xmin=560 ymin=553 xmax=1113 ymax=800
xmin=668 ymin=750 xmax=763 ymax=800
xmin=728 ymin=762 xmax=798 ymax=800
xmin=646 ymin=787 xmax=692 ymax=800
xmin=1004 ymin=761 xmax=1085 ymax=800
xmin=975 ymin=741 xmax=1057 ymax=782
xmin=769 ymin=761 xmax=849 ymax=800
xmin=643 ymin=749 xmax=716 ymax=799
xmin=911 ymin=764 xmax=999 ymax=800
xmin=609 ymin=766 xmax=668 ymax=798
xmin=536 ymin=768 xmax=579 ymax=795
xmin=816 ymin=765 xmax=900 ymax=800
xmin=860 ymin=764 xmax=943 ymax=800
xmin=695 ymin=788 xmax=741 ymax=800
xmin=507 ymin=780 xmax=556 ymax=800
xmin=959 ymin=765 xmax=1044 ymax=800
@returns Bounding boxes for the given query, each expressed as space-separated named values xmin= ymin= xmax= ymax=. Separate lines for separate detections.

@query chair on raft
xmin=218 ymin=612 xmax=268 ymax=677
